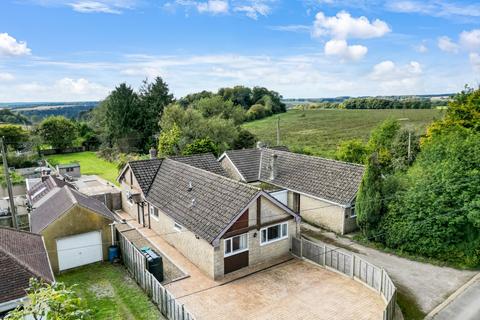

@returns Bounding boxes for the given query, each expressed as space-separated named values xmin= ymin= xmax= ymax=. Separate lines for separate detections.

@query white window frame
xmin=224 ymin=233 xmax=249 ymax=257
xmin=350 ymin=206 xmax=356 ymax=218
xmin=149 ymin=204 xmax=159 ymax=221
xmin=125 ymin=191 xmax=133 ymax=206
xmin=173 ymin=222 xmax=183 ymax=232
xmin=260 ymin=222 xmax=288 ymax=246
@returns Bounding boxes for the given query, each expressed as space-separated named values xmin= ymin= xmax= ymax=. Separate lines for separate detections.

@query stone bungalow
xmin=219 ymin=148 xmax=364 ymax=234
xmin=118 ymin=153 xmax=300 ymax=280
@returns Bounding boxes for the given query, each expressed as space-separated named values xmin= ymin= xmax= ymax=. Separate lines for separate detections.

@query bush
xmin=335 ymin=139 xmax=367 ymax=164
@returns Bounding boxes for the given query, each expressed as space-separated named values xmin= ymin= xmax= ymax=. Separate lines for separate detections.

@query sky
xmin=0 ymin=0 xmax=479 ymax=102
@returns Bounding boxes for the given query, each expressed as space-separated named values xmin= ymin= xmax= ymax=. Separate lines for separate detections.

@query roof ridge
xmin=164 ymin=158 xmax=261 ymax=191
xmin=64 ymin=185 xmax=78 ymax=204
xmin=0 ymin=226 xmax=42 ymax=237
xmin=263 ymin=148 xmax=365 ymax=168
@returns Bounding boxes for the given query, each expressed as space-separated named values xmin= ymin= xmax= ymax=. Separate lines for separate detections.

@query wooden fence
xmin=117 ymin=231 xmax=195 ymax=320
xmin=292 ymin=237 xmax=396 ymax=320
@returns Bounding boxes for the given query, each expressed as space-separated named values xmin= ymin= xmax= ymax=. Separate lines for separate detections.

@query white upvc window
xmin=260 ymin=222 xmax=288 ymax=245
xmin=125 ymin=191 xmax=133 ymax=206
xmin=224 ymin=233 xmax=248 ymax=257
xmin=173 ymin=222 xmax=183 ymax=232
xmin=349 ymin=206 xmax=357 ymax=218
xmin=149 ymin=205 xmax=159 ymax=220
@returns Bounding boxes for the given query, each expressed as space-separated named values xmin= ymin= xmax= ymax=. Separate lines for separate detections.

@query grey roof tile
xmin=128 ymin=159 xmax=163 ymax=194
xmin=30 ymin=186 xmax=115 ymax=233
xmin=259 ymin=149 xmax=364 ymax=206
xmin=0 ymin=227 xmax=54 ymax=304
xmin=146 ymin=159 xmax=259 ymax=243
xmin=170 ymin=153 xmax=227 ymax=177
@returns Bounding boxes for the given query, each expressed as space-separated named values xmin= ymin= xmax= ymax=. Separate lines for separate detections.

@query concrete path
xmin=431 ymin=275 xmax=480 ymax=320
xmin=302 ymin=223 xmax=477 ymax=314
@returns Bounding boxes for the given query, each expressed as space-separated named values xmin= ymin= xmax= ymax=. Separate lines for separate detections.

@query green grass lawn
xmin=57 ymin=263 xmax=164 ymax=320
xmin=46 ymin=151 xmax=119 ymax=183
xmin=243 ymin=109 xmax=445 ymax=158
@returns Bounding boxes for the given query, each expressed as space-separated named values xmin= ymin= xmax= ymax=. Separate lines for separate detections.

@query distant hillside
xmin=0 ymin=101 xmax=99 ymax=122
xmin=243 ymin=108 xmax=445 ymax=158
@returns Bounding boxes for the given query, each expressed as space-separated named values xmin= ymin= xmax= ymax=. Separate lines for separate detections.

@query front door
xmin=223 ymin=233 xmax=249 ymax=274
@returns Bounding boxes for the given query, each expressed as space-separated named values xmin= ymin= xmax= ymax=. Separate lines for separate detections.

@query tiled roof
xmin=146 ymin=159 xmax=259 ymax=243
xmin=222 ymin=147 xmax=290 ymax=182
xmin=128 ymin=159 xmax=163 ymax=194
xmin=259 ymin=149 xmax=364 ymax=206
xmin=0 ymin=227 xmax=54 ymax=304
xmin=170 ymin=153 xmax=227 ymax=177
xmin=31 ymin=186 xmax=115 ymax=233
xmin=27 ymin=175 xmax=74 ymax=205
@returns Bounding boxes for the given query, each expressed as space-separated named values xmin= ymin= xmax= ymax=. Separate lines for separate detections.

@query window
xmin=126 ymin=191 xmax=133 ymax=205
xmin=349 ymin=207 xmax=356 ymax=218
xmin=260 ymin=222 xmax=288 ymax=245
xmin=150 ymin=205 xmax=159 ymax=219
xmin=224 ymin=233 xmax=248 ymax=257
xmin=174 ymin=222 xmax=183 ymax=232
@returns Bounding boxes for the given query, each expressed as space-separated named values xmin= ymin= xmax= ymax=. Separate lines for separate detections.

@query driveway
xmin=177 ymin=260 xmax=385 ymax=320
xmin=302 ymin=223 xmax=477 ymax=314
xmin=432 ymin=275 xmax=480 ymax=320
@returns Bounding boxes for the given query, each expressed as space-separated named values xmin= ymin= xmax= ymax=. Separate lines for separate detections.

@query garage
xmin=56 ymin=230 xmax=103 ymax=271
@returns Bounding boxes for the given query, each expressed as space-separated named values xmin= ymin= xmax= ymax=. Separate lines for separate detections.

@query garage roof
xmin=30 ymin=186 xmax=115 ymax=233
xmin=0 ymin=227 xmax=54 ymax=304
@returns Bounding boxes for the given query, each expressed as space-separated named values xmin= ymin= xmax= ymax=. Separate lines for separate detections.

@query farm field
xmin=243 ymin=109 xmax=445 ymax=158
xmin=58 ymin=263 xmax=164 ymax=319
xmin=46 ymin=151 xmax=119 ymax=183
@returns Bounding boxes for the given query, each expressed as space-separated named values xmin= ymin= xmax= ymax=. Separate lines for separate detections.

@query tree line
xmin=336 ymin=87 xmax=479 ymax=267
xmin=296 ymin=97 xmax=444 ymax=110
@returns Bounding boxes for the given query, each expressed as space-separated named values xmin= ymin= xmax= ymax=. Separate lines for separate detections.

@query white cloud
xmin=386 ymin=1 xmax=480 ymax=19
xmin=268 ymin=25 xmax=311 ymax=33
xmin=234 ymin=1 xmax=271 ymax=19
xmin=459 ymin=29 xmax=480 ymax=51
xmin=437 ymin=36 xmax=459 ymax=53
xmin=414 ymin=42 xmax=428 ymax=53
xmin=324 ymin=39 xmax=367 ymax=61
xmin=197 ymin=0 xmax=229 ymax=14
xmin=0 ymin=73 xmax=14 ymax=81
xmin=370 ymin=60 xmax=423 ymax=93
xmin=0 ymin=33 xmax=31 ymax=57
xmin=470 ymin=53 xmax=480 ymax=71
xmin=312 ymin=11 xmax=390 ymax=40
xmin=31 ymin=0 xmax=138 ymax=14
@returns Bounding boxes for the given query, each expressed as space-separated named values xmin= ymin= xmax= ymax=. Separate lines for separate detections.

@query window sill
xmin=260 ymin=235 xmax=289 ymax=246
xmin=224 ymin=248 xmax=249 ymax=258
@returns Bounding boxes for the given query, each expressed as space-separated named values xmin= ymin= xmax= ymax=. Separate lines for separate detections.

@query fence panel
xmin=117 ymin=230 xmax=195 ymax=320
xmin=293 ymin=237 xmax=396 ymax=320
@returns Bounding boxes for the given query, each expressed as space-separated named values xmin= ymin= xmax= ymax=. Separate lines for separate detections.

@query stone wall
xmin=298 ymin=194 xmax=346 ymax=234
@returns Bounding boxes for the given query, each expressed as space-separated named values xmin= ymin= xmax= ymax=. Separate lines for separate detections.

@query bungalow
xmin=0 ymin=227 xmax=54 ymax=315
xmin=118 ymin=153 xmax=300 ymax=280
xmin=219 ymin=148 xmax=364 ymax=234
xmin=30 ymin=185 xmax=116 ymax=273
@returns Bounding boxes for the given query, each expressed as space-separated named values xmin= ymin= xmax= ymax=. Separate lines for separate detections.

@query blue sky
xmin=0 ymin=0 xmax=479 ymax=101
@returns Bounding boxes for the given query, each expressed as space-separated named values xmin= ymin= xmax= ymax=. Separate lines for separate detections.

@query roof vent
xmin=191 ymin=198 xmax=196 ymax=207
xmin=270 ymin=153 xmax=278 ymax=180
xmin=187 ymin=181 xmax=193 ymax=192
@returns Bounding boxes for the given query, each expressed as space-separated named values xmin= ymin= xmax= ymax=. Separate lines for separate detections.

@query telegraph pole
xmin=407 ymin=131 xmax=412 ymax=161
xmin=276 ymin=117 xmax=280 ymax=146
xmin=1 ymin=137 xmax=17 ymax=229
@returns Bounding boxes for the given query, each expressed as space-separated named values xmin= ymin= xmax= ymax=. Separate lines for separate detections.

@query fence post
xmin=380 ymin=268 xmax=384 ymax=293
xmin=323 ymin=244 xmax=326 ymax=266
xmin=351 ymin=255 xmax=355 ymax=278
xmin=300 ymin=237 xmax=303 ymax=257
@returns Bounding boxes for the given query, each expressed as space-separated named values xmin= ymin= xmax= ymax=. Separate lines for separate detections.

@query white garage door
xmin=56 ymin=231 xmax=103 ymax=271
xmin=270 ymin=190 xmax=288 ymax=206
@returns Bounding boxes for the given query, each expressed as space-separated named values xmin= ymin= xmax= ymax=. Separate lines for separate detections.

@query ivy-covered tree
xmin=182 ymin=137 xmax=218 ymax=156
xmin=158 ymin=123 xmax=182 ymax=156
xmin=335 ymin=139 xmax=367 ymax=164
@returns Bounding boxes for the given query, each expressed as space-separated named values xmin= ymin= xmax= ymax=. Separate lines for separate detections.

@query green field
xmin=243 ymin=109 xmax=445 ymax=158
xmin=46 ymin=151 xmax=119 ymax=183
xmin=58 ymin=263 xmax=164 ymax=319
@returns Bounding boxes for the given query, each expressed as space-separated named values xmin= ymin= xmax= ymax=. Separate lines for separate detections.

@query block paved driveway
xmin=177 ymin=260 xmax=385 ymax=320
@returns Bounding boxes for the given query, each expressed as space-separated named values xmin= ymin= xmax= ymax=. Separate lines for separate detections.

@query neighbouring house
xmin=219 ymin=148 xmax=364 ymax=234
xmin=0 ymin=227 xmax=54 ymax=315
xmin=56 ymin=163 xmax=81 ymax=178
xmin=30 ymin=185 xmax=116 ymax=273
xmin=118 ymin=153 xmax=301 ymax=279
xmin=26 ymin=175 xmax=74 ymax=207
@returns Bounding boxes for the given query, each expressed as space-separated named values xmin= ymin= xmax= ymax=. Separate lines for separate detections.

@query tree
xmin=391 ymin=129 xmax=420 ymax=171
xmin=6 ymin=278 xmax=91 ymax=320
xmin=366 ymin=119 xmax=401 ymax=170
xmin=138 ymin=77 xmax=175 ymax=148
xmin=158 ymin=123 xmax=182 ymax=156
xmin=233 ymin=128 xmax=256 ymax=149
xmin=0 ymin=124 xmax=29 ymax=150
xmin=355 ymin=154 xmax=384 ymax=240
xmin=191 ymin=95 xmax=245 ymax=125
xmin=383 ymin=128 xmax=480 ymax=266
xmin=37 ymin=116 xmax=77 ymax=149
xmin=182 ymin=137 xmax=218 ymax=156
xmin=335 ymin=139 xmax=367 ymax=164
